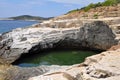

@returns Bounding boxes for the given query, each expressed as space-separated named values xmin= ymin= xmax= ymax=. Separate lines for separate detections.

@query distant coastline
xmin=0 ymin=18 xmax=14 ymax=21
xmin=0 ymin=15 xmax=53 ymax=21
xmin=0 ymin=19 xmax=40 ymax=22
xmin=0 ymin=18 xmax=43 ymax=22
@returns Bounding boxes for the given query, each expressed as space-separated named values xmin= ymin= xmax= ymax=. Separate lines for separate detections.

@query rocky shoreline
xmin=0 ymin=21 xmax=119 ymax=80
xmin=29 ymin=49 xmax=120 ymax=80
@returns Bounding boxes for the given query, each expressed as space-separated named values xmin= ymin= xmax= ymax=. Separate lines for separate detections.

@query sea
xmin=0 ymin=20 xmax=38 ymax=34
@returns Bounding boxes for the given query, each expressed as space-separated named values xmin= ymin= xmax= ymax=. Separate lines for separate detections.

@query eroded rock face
xmin=0 ymin=21 xmax=117 ymax=64
xmin=29 ymin=49 xmax=120 ymax=80
xmin=53 ymin=4 xmax=120 ymax=20
xmin=0 ymin=65 xmax=68 ymax=80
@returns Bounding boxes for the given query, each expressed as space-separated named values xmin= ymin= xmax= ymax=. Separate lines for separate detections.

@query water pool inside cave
xmin=13 ymin=49 xmax=99 ymax=67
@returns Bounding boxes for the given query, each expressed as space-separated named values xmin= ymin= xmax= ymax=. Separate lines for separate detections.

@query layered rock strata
xmin=0 ymin=21 xmax=117 ymax=64
xmin=53 ymin=4 xmax=120 ymax=20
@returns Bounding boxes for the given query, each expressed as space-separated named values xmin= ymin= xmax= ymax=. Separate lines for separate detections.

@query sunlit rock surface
xmin=1 ymin=49 xmax=120 ymax=80
xmin=0 ymin=65 xmax=68 ymax=80
xmin=29 ymin=49 xmax=120 ymax=80
xmin=0 ymin=21 xmax=117 ymax=64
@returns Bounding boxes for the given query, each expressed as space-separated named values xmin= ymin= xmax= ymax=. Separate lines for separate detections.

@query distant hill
xmin=9 ymin=15 xmax=53 ymax=21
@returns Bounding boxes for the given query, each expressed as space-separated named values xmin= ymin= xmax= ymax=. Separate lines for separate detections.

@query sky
xmin=0 ymin=0 xmax=104 ymax=18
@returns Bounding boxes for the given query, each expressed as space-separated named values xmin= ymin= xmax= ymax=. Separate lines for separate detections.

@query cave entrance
xmin=13 ymin=48 xmax=101 ymax=67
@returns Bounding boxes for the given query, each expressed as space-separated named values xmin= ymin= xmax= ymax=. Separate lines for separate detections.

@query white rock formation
xmin=0 ymin=21 xmax=117 ymax=64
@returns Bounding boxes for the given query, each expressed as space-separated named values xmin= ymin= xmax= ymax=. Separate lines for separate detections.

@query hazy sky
xmin=0 ymin=0 xmax=104 ymax=18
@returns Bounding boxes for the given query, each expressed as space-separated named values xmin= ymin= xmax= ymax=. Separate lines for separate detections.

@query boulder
xmin=0 ymin=65 xmax=68 ymax=80
xmin=0 ymin=21 xmax=117 ymax=64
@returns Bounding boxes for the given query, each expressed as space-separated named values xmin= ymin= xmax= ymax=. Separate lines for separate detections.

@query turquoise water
xmin=0 ymin=20 xmax=38 ymax=33
xmin=13 ymin=50 xmax=99 ymax=67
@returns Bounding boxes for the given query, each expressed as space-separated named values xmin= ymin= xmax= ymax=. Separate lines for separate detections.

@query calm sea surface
xmin=0 ymin=20 xmax=38 ymax=33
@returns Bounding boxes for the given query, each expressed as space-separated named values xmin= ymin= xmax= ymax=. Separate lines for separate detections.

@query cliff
xmin=0 ymin=21 xmax=117 ymax=64
xmin=53 ymin=4 xmax=120 ymax=20
xmin=0 ymin=21 xmax=119 ymax=80
xmin=0 ymin=2 xmax=120 ymax=80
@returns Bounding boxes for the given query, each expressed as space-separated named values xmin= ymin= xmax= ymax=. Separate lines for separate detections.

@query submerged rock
xmin=0 ymin=21 xmax=117 ymax=64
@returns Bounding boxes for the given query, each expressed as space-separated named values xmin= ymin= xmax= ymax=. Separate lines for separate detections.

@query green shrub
xmin=102 ymin=0 xmax=120 ymax=6
xmin=93 ymin=14 xmax=98 ymax=19
xmin=84 ymin=3 xmax=96 ymax=12
xmin=67 ymin=9 xmax=80 ymax=14
xmin=67 ymin=0 xmax=120 ymax=14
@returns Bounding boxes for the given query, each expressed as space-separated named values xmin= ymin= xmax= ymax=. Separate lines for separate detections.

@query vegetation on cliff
xmin=68 ymin=0 xmax=120 ymax=13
